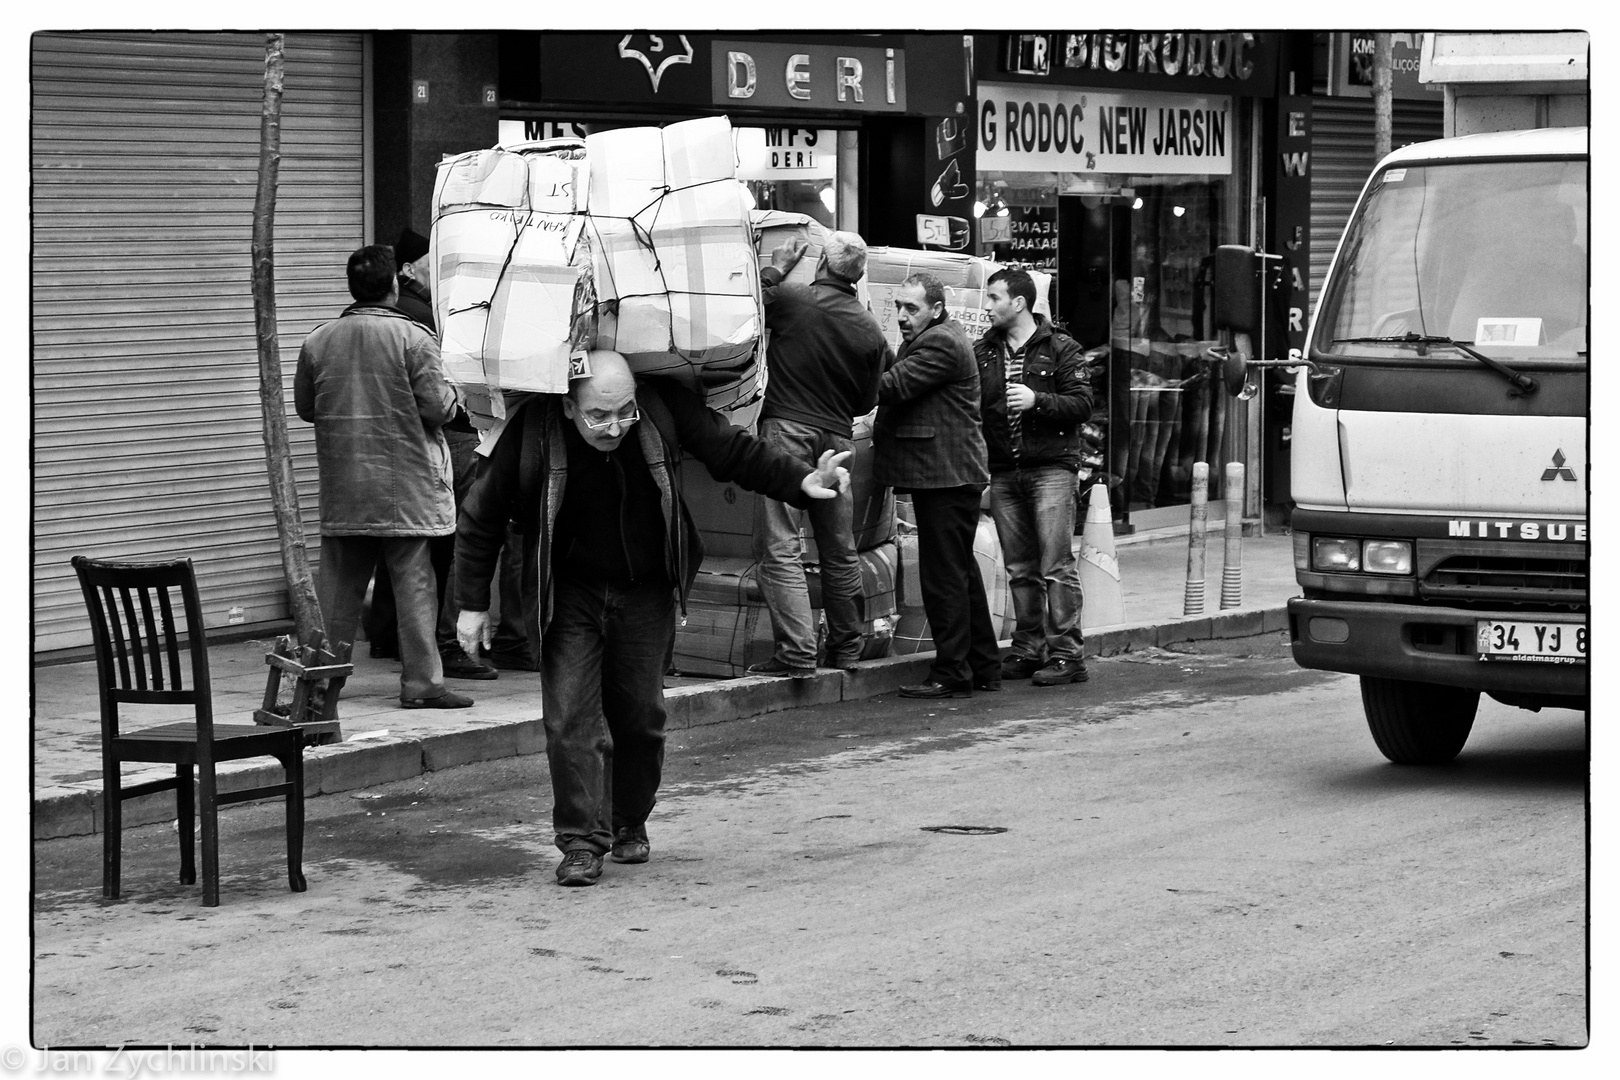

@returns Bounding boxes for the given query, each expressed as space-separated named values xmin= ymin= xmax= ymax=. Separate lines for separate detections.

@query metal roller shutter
xmin=32 ymin=31 xmax=366 ymax=653
xmin=1307 ymin=97 xmax=1443 ymax=313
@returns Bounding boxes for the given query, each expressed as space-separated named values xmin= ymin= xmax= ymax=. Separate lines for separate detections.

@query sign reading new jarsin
xmin=978 ymin=82 xmax=1232 ymax=175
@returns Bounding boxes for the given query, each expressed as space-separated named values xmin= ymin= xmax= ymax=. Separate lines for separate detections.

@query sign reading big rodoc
xmin=978 ymin=82 xmax=1232 ymax=175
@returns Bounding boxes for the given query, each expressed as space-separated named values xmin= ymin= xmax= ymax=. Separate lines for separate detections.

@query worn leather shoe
xmin=610 ymin=826 xmax=650 ymax=864
xmin=898 ymin=680 xmax=971 ymax=699
xmin=747 ymin=657 xmax=816 ymax=678
xmin=555 ymin=849 xmax=604 ymax=887
xmin=824 ymin=657 xmax=860 ymax=672
xmin=1000 ymin=654 xmax=1044 ymax=680
xmin=974 ymin=678 xmax=1003 ymax=692
xmin=440 ymin=646 xmax=498 ymax=680
xmin=486 ymin=647 xmax=539 ymax=672
xmin=1033 ymin=656 xmax=1090 ymax=685
xmin=400 ymin=689 xmax=474 ymax=709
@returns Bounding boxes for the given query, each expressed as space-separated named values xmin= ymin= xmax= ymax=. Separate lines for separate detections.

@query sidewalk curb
xmin=32 ymin=604 xmax=1290 ymax=840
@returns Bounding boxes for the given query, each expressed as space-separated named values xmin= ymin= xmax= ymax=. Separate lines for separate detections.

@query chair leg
xmin=285 ymin=749 xmax=307 ymax=893
xmin=199 ymin=762 xmax=220 ymax=907
xmin=177 ymin=762 xmax=196 ymax=885
xmin=103 ymin=765 xmax=122 ymax=900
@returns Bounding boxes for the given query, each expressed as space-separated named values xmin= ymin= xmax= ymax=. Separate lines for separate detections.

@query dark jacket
xmin=455 ymin=379 xmax=813 ymax=646
xmin=974 ymin=316 xmax=1093 ymax=473
xmin=871 ymin=315 xmax=989 ymax=492
xmin=294 ymin=303 xmax=458 ymax=536
xmin=394 ymin=277 xmax=435 ymax=332
xmin=758 ymin=266 xmax=890 ymax=438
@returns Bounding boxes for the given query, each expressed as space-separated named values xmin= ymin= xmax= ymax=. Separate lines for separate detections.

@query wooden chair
xmin=71 ymin=556 xmax=307 ymax=907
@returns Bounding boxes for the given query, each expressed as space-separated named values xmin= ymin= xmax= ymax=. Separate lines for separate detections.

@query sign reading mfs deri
xmin=979 ymin=82 xmax=1232 ymax=175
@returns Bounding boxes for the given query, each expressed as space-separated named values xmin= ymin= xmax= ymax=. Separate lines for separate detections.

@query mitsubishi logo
xmin=1541 ymin=449 xmax=1578 ymax=482
xmin=617 ymin=34 xmax=695 ymax=93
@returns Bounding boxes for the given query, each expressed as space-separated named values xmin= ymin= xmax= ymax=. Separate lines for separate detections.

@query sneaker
xmin=555 ymin=849 xmax=603 ymax=887
xmin=1032 ymin=656 xmax=1090 ymax=686
xmin=610 ymin=826 xmax=650 ymax=864
xmin=1001 ymin=654 xmax=1045 ymax=680
xmin=440 ymin=646 xmax=498 ymax=680
xmin=746 ymin=657 xmax=816 ymax=679
xmin=400 ymin=689 xmax=475 ymax=709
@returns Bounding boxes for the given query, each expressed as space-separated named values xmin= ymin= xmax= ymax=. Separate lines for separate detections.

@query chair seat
xmin=122 ymin=722 xmax=291 ymax=742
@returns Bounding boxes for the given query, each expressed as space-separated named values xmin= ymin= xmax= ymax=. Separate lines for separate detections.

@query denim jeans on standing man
xmin=988 ymin=465 xmax=1086 ymax=662
xmin=752 ymin=418 xmax=863 ymax=669
xmin=540 ymin=574 xmax=675 ymax=855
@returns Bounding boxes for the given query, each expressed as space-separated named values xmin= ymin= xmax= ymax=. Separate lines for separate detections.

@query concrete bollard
xmin=1220 ymin=461 xmax=1244 ymax=609
xmin=1183 ymin=462 xmax=1208 ymax=615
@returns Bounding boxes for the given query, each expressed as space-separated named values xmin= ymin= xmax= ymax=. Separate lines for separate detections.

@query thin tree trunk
xmin=1373 ymin=32 xmax=1394 ymax=162
xmin=251 ymin=33 xmax=326 ymax=649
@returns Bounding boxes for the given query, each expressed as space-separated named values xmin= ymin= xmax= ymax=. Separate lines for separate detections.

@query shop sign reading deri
xmin=712 ymin=41 xmax=907 ymax=112
xmin=978 ymin=82 xmax=1232 ymax=176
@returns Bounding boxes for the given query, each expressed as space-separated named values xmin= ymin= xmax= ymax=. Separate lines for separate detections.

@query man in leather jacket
xmin=976 ymin=268 xmax=1094 ymax=686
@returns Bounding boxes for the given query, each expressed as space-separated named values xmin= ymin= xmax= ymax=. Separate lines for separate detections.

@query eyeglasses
xmin=580 ymin=407 xmax=640 ymax=431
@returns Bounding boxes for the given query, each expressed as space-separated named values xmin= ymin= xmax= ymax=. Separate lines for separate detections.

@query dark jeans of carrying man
xmin=540 ymin=574 xmax=675 ymax=855
xmin=910 ymin=486 xmax=1001 ymax=690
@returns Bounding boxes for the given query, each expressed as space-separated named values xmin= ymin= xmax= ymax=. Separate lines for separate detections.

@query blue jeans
xmin=988 ymin=466 xmax=1085 ymax=661
xmin=752 ymin=418 xmax=862 ymax=668
xmin=540 ymin=575 xmax=675 ymax=855
xmin=319 ymin=535 xmax=447 ymax=700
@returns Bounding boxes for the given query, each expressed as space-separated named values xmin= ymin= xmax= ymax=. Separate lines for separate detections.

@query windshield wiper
xmin=1331 ymin=333 xmax=1539 ymax=396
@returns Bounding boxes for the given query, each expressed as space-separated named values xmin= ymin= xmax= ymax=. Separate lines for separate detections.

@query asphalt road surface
xmin=32 ymin=632 xmax=1588 ymax=1049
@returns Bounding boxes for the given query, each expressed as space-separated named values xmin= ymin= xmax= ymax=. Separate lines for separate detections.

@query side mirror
xmin=1205 ymin=343 xmax=1259 ymax=400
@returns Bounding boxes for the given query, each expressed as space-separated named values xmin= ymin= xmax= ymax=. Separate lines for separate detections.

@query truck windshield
xmin=1315 ymin=157 xmax=1587 ymax=364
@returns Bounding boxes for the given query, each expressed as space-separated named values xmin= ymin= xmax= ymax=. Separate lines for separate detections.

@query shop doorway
xmin=1057 ymin=186 xmax=1233 ymax=532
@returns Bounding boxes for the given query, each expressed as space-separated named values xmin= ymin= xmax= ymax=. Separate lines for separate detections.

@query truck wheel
xmin=1359 ymin=676 xmax=1480 ymax=765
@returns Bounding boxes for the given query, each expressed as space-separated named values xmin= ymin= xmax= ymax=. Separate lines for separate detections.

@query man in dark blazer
xmin=872 ymin=273 xmax=1001 ymax=699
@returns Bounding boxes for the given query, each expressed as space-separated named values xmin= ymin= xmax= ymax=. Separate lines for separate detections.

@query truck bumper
xmin=1288 ymin=597 xmax=1588 ymax=698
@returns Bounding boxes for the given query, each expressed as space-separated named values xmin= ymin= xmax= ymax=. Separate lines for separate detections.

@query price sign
xmin=915 ymin=214 xmax=970 ymax=251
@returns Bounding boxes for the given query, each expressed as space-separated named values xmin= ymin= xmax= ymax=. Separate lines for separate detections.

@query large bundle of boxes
xmin=430 ymin=117 xmax=764 ymax=429
xmin=863 ymin=247 xmax=1051 ymax=348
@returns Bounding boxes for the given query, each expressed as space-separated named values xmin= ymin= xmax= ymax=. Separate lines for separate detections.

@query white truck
xmin=1214 ymin=41 xmax=1587 ymax=763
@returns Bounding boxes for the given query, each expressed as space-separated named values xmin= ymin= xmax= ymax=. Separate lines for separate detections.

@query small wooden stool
xmin=254 ymin=636 xmax=352 ymax=746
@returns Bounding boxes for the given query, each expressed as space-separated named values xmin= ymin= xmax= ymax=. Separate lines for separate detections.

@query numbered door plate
xmin=1475 ymin=620 xmax=1586 ymax=664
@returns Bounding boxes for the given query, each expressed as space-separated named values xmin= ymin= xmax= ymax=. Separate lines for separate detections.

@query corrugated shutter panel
xmin=32 ymin=32 xmax=365 ymax=653
xmin=1308 ymin=98 xmax=1444 ymax=314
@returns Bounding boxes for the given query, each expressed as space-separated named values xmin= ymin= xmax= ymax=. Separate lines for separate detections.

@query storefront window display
xmin=977 ymin=163 xmax=1247 ymax=526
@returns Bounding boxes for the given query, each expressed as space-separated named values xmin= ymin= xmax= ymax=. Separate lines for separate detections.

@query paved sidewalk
xmin=33 ymin=527 xmax=1299 ymax=839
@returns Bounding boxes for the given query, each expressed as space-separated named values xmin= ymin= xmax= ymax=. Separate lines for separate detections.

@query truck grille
xmin=1420 ymin=551 xmax=1588 ymax=609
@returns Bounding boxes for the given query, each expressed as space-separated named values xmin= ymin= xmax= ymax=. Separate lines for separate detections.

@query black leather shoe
xmin=486 ymin=648 xmax=539 ymax=672
xmin=898 ymin=681 xmax=971 ymax=699
xmin=1033 ymin=657 xmax=1090 ymax=685
xmin=826 ymin=658 xmax=860 ymax=672
xmin=556 ymin=849 xmax=603 ymax=886
xmin=440 ymin=646 xmax=498 ymax=680
xmin=400 ymin=689 xmax=474 ymax=709
xmin=974 ymin=678 xmax=1003 ymax=692
xmin=369 ymin=641 xmax=399 ymax=660
xmin=747 ymin=657 xmax=816 ymax=678
xmin=1000 ymin=654 xmax=1043 ymax=680
xmin=610 ymin=826 xmax=650 ymax=864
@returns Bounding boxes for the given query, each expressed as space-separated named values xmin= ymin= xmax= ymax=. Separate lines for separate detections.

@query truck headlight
xmin=1312 ymin=537 xmax=1361 ymax=572
xmin=1362 ymin=539 xmax=1413 ymax=575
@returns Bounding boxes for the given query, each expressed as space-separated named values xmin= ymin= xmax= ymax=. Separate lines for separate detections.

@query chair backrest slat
xmin=99 ymin=584 xmax=133 ymax=690
xmin=137 ymin=585 xmax=164 ymax=692
xmin=117 ymin=586 xmax=147 ymax=692
xmin=157 ymin=586 xmax=184 ymax=691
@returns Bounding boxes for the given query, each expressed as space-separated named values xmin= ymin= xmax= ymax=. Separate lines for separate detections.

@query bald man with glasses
xmin=455 ymin=350 xmax=850 ymax=887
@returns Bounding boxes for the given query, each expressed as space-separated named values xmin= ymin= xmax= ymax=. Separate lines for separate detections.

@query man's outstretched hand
xmin=801 ymin=449 xmax=852 ymax=499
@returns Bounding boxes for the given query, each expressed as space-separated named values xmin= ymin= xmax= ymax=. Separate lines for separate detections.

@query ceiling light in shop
xmin=1173 ymin=205 xmax=1186 ymax=217
xmin=1132 ymin=197 xmax=1144 ymax=210
xmin=973 ymin=200 xmax=987 ymax=218
xmin=819 ymin=185 xmax=836 ymax=214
